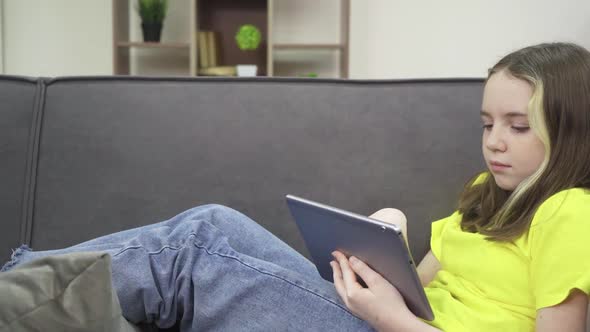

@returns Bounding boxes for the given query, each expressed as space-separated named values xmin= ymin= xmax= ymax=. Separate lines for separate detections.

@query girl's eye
xmin=482 ymin=124 xmax=493 ymax=130
xmin=512 ymin=126 xmax=530 ymax=133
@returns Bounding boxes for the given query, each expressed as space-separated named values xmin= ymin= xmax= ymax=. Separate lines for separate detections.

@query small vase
xmin=141 ymin=23 xmax=163 ymax=42
xmin=236 ymin=65 xmax=258 ymax=77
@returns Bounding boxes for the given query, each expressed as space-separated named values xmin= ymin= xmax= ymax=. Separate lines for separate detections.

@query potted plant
xmin=136 ymin=0 xmax=168 ymax=42
xmin=235 ymin=24 xmax=262 ymax=76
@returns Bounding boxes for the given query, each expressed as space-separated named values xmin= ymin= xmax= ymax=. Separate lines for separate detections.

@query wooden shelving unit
xmin=117 ymin=42 xmax=190 ymax=49
xmin=273 ymin=44 xmax=345 ymax=50
xmin=196 ymin=0 xmax=270 ymax=76
xmin=112 ymin=0 xmax=350 ymax=78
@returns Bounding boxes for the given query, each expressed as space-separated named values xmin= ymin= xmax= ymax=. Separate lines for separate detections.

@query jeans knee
xmin=185 ymin=204 xmax=248 ymax=224
xmin=183 ymin=203 xmax=233 ymax=216
xmin=202 ymin=204 xmax=239 ymax=215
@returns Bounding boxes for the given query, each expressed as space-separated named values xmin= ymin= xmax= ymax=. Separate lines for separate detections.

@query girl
xmin=3 ymin=42 xmax=590 ymax=332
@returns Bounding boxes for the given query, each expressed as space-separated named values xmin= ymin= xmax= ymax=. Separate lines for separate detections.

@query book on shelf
xmin=197 ymin=30 xmax=219 ymax=69
xmin=198 ymin=66 xmax=236 ymax=76
xmin=207 ymin=31 xmax=218 ymax=67
xmin=197 ymin=31 xmax=209 ymax=68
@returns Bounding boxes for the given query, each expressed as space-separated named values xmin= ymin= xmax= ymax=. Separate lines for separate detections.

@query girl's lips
xmin=490 ymin=161 xmax=511 ymax=172
xmin=490 ymin=161 xmax=510 ymax=167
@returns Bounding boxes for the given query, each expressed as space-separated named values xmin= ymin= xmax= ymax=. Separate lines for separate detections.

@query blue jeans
xmin=1 ymin=204 xmax=374 ymax=332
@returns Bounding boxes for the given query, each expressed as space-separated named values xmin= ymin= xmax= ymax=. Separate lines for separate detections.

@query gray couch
xmin=1 ymin=75 xmax=486 ymax=329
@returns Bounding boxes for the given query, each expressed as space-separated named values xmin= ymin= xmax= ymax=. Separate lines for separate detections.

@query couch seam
xmin=19 ymin=79 xmax=46 ymax=246
xmin=44 ymin=75 xmax=485 ymax=86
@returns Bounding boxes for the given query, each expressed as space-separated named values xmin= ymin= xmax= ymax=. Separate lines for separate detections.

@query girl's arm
xmin=536 ymin=289 xmax=588 ymax=332
xmin=369 ymin=208 xmax=441 ymax=287
xmin=417 ymin=250 xmax=441 ymax=286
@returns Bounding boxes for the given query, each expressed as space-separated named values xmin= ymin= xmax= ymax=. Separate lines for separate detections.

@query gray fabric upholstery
xmin=0 ymin=76 xmax=38 ymax=261
xmin=2 ymin=76 xmax=485 ymax=265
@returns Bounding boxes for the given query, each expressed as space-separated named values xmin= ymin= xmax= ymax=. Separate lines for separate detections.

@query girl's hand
xmin=330 ymin=250 xmax=415 ymax=331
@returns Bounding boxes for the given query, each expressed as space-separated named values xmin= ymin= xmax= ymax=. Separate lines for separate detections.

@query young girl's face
xmin=481 ymin=70 xmax=546 ymax=191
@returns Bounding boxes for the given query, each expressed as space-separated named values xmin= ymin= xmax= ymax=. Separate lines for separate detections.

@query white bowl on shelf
xmin=236 ymin=65 xmax=258 ymax=77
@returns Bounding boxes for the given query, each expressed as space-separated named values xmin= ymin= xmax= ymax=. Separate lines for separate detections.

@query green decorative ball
xmin=235 ymin=24 xmax=262 ymax=51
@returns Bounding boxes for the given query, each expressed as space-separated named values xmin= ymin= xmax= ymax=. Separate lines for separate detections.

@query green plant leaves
xmin=137 ymin=0 xmax=168 ymax=24
xmin=235 ymin=24 xmax=262 ymax=51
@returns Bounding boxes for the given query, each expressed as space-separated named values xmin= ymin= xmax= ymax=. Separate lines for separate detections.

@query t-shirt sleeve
xmin=529 ymin=189 xmax=590 ymax=309
xmin=430 ymin=211 xmax=459 ymax=261
xmin=429 ymin=172 xmax=488 ymax=260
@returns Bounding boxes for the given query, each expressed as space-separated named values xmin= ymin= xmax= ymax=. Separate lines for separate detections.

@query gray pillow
xmin=0 ymin=251 xmax=140 ymax=332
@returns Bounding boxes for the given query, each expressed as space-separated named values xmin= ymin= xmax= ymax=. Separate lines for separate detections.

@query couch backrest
xmin=2 ymin=76 xmax=485 ymax=262
xmin=0 ymin=76 xmax=39 ymax=260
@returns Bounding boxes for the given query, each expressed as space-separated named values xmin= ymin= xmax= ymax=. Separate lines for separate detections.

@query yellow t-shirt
xmin=423 ymin=186 xmax=590 ymax=331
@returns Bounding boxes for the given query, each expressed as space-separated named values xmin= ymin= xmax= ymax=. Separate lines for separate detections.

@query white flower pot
xmin=236 ymin=65 xmax=258 ymax=77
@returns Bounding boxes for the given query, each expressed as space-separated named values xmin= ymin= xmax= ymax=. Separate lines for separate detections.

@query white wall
xmin=2 ymin=0 xmax=590 ymax=78
xmin=2 ymin=0 xmax=112 ymax=76
xmin=349 ymin=0 xmax=590 ymax=79
xmin=0 ymin=0 xmax=4 ymax=74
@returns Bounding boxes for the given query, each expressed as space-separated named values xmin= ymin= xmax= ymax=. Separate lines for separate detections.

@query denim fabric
xmin=2 ymin=204 xmax=374 ymax=332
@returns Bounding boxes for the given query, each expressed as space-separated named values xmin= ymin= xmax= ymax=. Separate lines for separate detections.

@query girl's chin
xmin=491 ymin=174 xmax=518 ymax=191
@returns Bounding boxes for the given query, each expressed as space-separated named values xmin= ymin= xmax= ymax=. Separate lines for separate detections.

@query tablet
xmin=285 ymin=194 xmax=434 ymax=321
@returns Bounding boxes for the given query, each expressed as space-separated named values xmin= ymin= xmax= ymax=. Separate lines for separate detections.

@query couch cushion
xmin=0 ymin=76 xmax=38 ymax=261
xmin=31 ymin=77 xmax=485 ymax=261
xmin=0 ymin=251 xmax=140 ymax=332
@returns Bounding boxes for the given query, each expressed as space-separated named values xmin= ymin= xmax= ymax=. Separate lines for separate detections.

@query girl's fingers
xmin=332 ymin=251 xmax=363 ymax=291
xmin=331 ymin=261 xmax=347 ymax=301
xmin=348 ymin=256 xmax=384 ymax=288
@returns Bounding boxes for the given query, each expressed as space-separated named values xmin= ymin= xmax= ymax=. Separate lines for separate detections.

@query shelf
xmin=198 ymin=0 xmax=269 ymax=76
xmin=117 ymin=42 xmax=190 ymax=49
xmin=113 ymin=0 xmax=350 ymax=77
xmin=273 ymin=43 xmax=344 ymax=50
